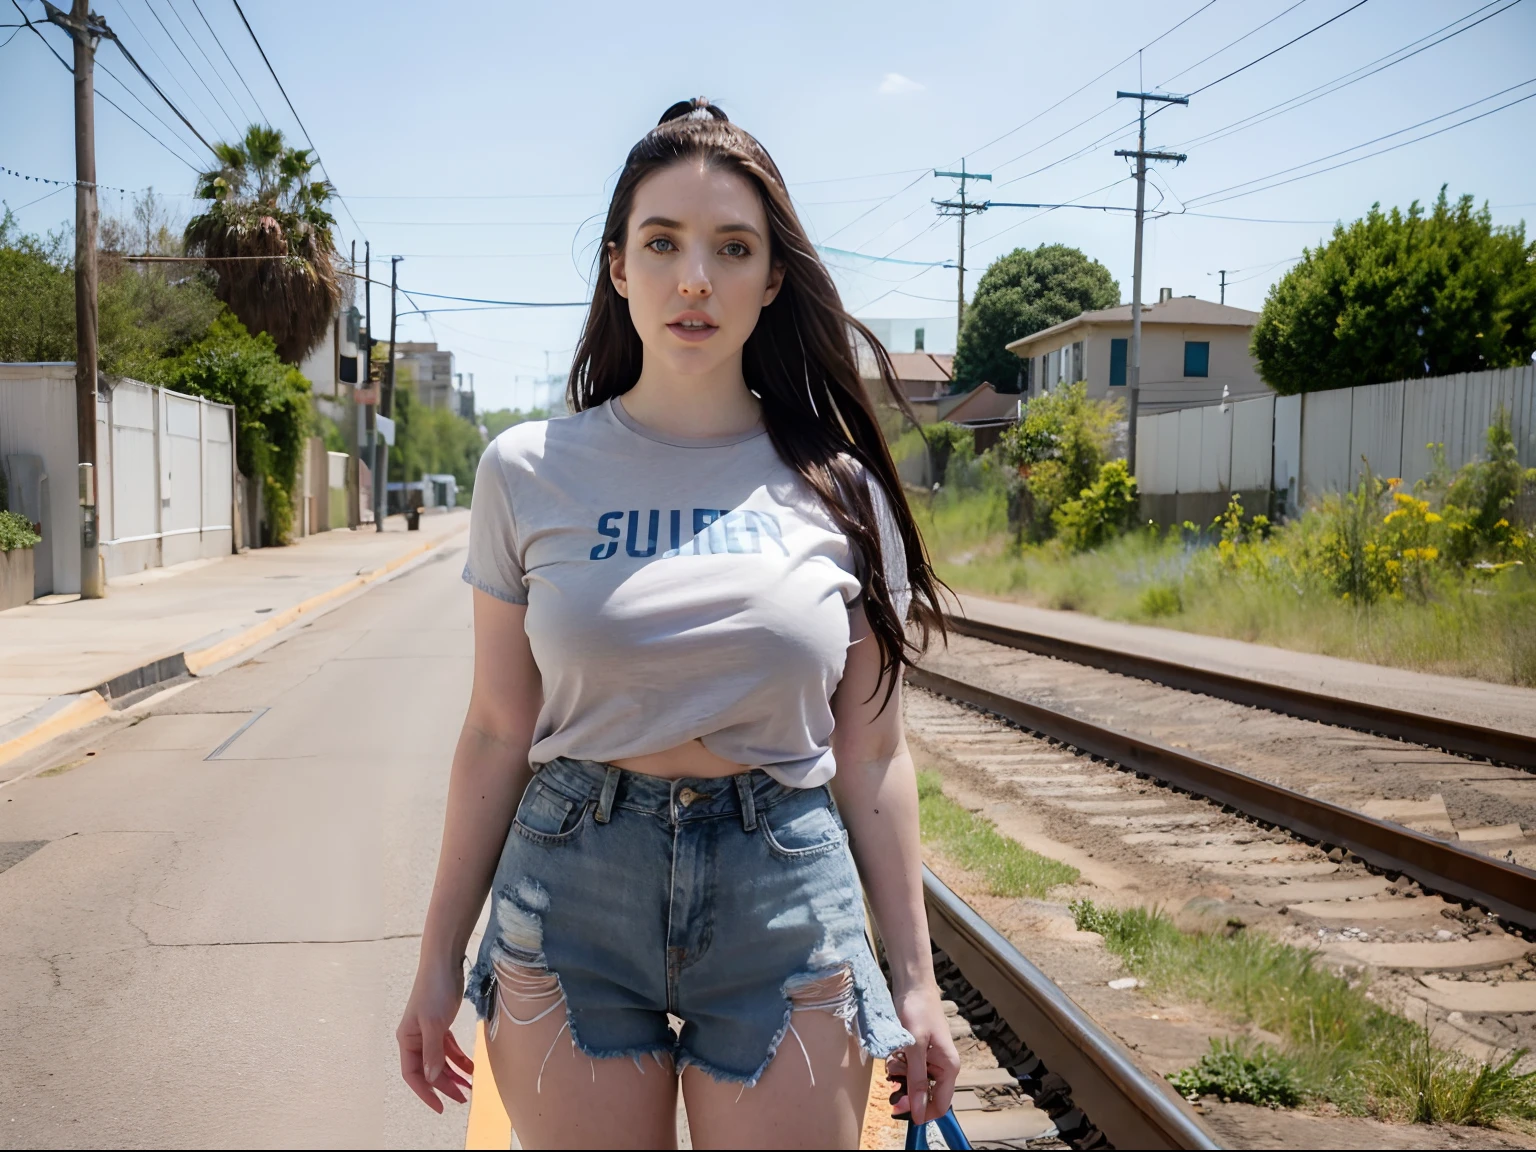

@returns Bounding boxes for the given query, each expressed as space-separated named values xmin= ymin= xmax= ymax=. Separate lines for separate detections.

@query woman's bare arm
xmin=398 ymin=590 xmax=542 ymax=1112
xmin=829 ymin=606 xmax=958 ymax=1124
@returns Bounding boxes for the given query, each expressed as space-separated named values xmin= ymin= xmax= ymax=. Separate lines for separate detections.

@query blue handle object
xmin=905 ymin=1109 xmax=972 ymax=1150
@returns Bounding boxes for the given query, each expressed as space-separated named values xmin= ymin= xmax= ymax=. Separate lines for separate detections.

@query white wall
xmin=0 ymin=364 xmax=81 ymax=595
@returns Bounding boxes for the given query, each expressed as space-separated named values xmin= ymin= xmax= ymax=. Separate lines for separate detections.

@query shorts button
xmin=678 ymin=787 xmax=700 ymax=807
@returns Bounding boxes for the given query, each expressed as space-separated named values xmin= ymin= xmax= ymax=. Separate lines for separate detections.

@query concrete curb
xmin=0 ymin=525 xmax=465 ymax=771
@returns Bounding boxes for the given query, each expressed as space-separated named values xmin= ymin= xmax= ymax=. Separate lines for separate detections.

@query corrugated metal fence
xmin=1135 ymin=366 xmax=1536 ymax=526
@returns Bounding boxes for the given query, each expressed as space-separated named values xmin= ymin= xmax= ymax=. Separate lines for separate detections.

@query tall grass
xmin=912 ymin=485 xmax=1536 ymax=687
xmin=1072 ymin=899 xmax=1536 ymax=1123
xmin=916 ymin=771 xmax=1079 ymax=898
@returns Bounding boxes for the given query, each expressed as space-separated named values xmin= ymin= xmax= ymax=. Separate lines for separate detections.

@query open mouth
xmin=667 ymin=315 xmax=719 ymax=342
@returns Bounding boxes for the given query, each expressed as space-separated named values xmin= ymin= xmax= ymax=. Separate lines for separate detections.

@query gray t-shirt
xmin=463 ymin=397 xmax=907 ymax=787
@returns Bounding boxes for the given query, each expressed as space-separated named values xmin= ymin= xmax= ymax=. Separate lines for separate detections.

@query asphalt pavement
xmin=0 ymin=541 xmax=481 ymax=1148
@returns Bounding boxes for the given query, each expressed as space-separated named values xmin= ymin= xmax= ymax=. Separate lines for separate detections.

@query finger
xmin=928 ymin=1036 xmax=960 ymax=1119
xmin=400 ymin=1051 xmax=446 ymax=1114
xmin=906 ymin=1038 xmax=931 ymax=1123
xmin=443 ymin=1029 xmax=476 ymax=1076
xmin=431 ymin=1072 xmax=468 ymax=1106
xmin=420 ymin=1017 xmax=448 ymax=1085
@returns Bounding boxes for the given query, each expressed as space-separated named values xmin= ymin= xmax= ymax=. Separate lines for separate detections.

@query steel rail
xmin=909 ymin=665 xmax=1536 ymax=934
xmin=945 ymin=614 xmax=1536 ymax=770
xmin=924 ymin=866 xmax=1222 ymax=1150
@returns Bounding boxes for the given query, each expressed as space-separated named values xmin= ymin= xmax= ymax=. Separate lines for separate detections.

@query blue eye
xmin=722 ymin=241 xmax=749 ymax=257
xmin=646 ymin=237 xmax=676 ymax=253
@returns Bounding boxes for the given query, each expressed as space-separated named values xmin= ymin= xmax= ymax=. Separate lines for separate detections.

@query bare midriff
xmin=611 ymin=738 xmax=749 ymax=781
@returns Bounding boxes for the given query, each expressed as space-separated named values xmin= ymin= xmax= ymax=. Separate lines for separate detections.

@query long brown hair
xmin=569 ymin=97 xmax=945 ymax=696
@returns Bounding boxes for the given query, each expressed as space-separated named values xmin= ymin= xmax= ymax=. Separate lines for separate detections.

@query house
xmin=1005 ymin=291 xmax=1266 ymax=413
xmin=393 ymin=342 xmax=457 ymax=410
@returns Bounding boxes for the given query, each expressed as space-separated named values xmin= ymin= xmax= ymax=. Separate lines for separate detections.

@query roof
xmin=1005 ymin=297 xmax=1261 ymax=354
xmin=944 ymin=383 xmax=1018 ymax=423
xmin=884 ymin=351 xmax=953 ymax=382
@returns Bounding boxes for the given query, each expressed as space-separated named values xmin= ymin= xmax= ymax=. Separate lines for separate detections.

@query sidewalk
xmin=0 ymin=511 xmax=468 ymax=771
xmin=953 ymin=592 xmax=1536 ymax=738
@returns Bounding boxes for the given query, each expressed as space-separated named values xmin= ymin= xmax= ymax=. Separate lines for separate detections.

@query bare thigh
xmin=682 ymin=1009 xmax=873 ymax=1151
xmin=484 ymin=993 xmax=677 ymax=1150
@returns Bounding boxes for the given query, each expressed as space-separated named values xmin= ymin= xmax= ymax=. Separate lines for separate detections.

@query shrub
xmin=1170 ymin=1039 xmax=1302 ymax=1108
xmin=0 ymin=510 xmax=41 ymax=552
xmin=1054 ymin=459 xmax=1139 ymax=552
xmin=999 ymin=383 xmax=1123 ymax=541
xmin=1138 ymin=583 xmax=1182 ymax=618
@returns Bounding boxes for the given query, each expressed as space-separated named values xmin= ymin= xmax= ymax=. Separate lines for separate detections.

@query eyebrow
xmin=636 ymin=215 xmax=763 ymax=240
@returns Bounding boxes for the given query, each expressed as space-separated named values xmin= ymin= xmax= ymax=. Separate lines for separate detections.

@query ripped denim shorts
xmin=465 ymin=757 xmax=913 ymax=1087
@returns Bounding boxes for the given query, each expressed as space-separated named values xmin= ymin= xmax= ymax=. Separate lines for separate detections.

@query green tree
xmin=481 ymin=406 xmax=550 ymax=439
xmin=0 ymin=202 xmax=220 ymax=376
xmin=1252 ymin=188 xmax=1536 ymax=395
xmin=185 ymin=125 xmax=340 ymax=364
xmin=952 ymin=244 xmax=1120 ymax=392
xmin=166 ymin=313 xmax=313 ymax=545
xmin=389 ymin=385 xmax=485 ymax=493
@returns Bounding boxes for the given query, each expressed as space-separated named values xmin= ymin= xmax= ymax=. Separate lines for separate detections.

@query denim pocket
xmin=760 ymin=791 xmax=846 ymax=859
xmin=513 ymin=779 xmax=589 ymax=845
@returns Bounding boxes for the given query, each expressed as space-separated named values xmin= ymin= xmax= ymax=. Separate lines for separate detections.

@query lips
xmin=666 ymin=312 xmax=718 ymax=343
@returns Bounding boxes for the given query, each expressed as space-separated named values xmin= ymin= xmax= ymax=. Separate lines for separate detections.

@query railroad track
xmin=920 ymin=867 xmax=1220 ymax=1150
xmin=908 ymin=658 xmax=1536 ymax=938
xmin=944 ymin=614 xmax=1536 ymax=772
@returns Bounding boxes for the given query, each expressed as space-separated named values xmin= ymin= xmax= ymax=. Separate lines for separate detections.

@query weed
xmin=1138 ymin=582 xmax=1182 ymax=618
xmin=1068 ymin=898 xmax=1536 ymax=1124
xmin=917 ymin=771 xmax=1079 ymax=898
xmin=1169 ymin=1039 xmax=1302 ymax=1108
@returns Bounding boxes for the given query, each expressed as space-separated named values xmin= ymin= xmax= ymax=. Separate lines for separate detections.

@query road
xmin=0 ymin=543 xmax=480 ymax=1148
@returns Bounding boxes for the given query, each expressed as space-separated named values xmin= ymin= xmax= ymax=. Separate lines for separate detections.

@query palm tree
xmin=185 ymin=125 xmax=341 ymax=364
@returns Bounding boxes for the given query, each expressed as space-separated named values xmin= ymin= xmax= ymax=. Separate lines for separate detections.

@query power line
xmin=106 ymin=0 xmax=223 ymax=145
xmin=1156 ymin=0 xmax=1310 ymax=87
xmin=1184 ymin=0 xmax=1374 ymax=97
xmin=1186 ymin=77 xmax=1536 ymax=207
xmin=1169 ymin=0 xmax=1522 ymax=153
xmin=105 ymin=25 xmax=218 ymax=154
xmin=94 ymin=55 xmax=208 ymax=162
xmin=227 ymin=0 xmax=368 ymax=244
xmin=142 ymin=0 xmax=240 ymax=134
xmin=165 ymin=0 xmax=256 ymax=126
xmin=189 ymin=0 xmax=269 ymax=124
xmin=11 ymin=0 xmax=203 ymax=169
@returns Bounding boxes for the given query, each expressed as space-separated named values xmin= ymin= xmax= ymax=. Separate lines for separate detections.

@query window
xmin=1109 ymin=338 xmax=1127 ymax=387
xmin=1184 ymin=340 xmax=1210 ymax=378
xmin=914 ymin=327 xmax=925 ymax=351
xmin=1071 ymin=341 xmax=1083 ymax=384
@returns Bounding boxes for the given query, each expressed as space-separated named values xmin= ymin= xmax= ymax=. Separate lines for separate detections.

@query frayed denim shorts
xmin=465 ymin=757 xmax=912 ymax=1086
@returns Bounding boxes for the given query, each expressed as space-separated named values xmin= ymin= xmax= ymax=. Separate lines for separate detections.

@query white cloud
xmin=878 ymin=73 xmax=924 ymax=96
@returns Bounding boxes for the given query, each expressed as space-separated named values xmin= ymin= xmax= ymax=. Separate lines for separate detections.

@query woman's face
xmin=609 ymin=160 xmax=783 ymax=379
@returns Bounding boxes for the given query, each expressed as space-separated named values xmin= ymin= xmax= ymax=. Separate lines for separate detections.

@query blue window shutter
xmin=1109 ymin=338 xmax=1127 ymax=387
xmin=1184 ymin=341 xmax=1210 ymax=378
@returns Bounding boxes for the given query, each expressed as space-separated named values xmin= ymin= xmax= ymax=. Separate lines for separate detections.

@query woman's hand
xmin=397 ymin=959 xmax=475 ymax=1113
xmin=886 ymin=982 xmax=960 ymax=1125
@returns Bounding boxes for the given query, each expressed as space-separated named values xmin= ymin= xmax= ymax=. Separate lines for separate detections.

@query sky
xmin=3 ymin=0 xmax=1534 ymax=413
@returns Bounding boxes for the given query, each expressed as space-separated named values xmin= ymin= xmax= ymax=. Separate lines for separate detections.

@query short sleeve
xmin=867 ymin=475 xmax=912 ymax=621
xmin=462 ymin=442 xmax=527 ymax=604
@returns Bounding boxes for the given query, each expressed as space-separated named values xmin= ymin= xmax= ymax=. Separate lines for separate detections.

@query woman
xmin=397 ymin=97 xmax=959 ymax=1149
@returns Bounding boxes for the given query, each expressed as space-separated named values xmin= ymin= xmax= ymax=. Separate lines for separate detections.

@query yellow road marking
xmin=464 ymin=1021 xmax=513 ymax=1150
xmin=0 ymin=691 xmax=110 ymax=772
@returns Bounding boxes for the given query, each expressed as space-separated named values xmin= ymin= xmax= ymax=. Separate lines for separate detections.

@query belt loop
xmin=595 ymin=764 xmax=621 ymax=824
xmin=734 ymin=773 xmax=757 ymax=832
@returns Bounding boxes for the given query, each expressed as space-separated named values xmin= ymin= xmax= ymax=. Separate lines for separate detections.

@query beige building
xmin=393 ymin=342 xmax=457 ymax=410
xmin=1005 ymin=292 xmax=1266 ymax=413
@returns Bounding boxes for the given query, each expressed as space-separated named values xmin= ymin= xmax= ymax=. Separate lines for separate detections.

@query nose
xmin=679 ymin=268 xmax=712 ymax=299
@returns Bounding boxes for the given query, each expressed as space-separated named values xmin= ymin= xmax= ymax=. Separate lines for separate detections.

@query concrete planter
xmin=0 ymin=546 xmax=35 ymax=612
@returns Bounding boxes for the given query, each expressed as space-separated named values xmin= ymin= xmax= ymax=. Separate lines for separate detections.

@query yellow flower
xmin=1425 ymin=512 xmax=1442 ymax=523
xmin=1387 ymin=478 xmax=1403 ymax=488
xmin=1496 ymin=518 xmax=1510 ymax=529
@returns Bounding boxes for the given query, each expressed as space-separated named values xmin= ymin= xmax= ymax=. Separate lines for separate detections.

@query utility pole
xmin=46 ymin=0 xmax=111 ymax=598
xmin=1217 ymin=269 xmax=1228 ymax=305
xmin=362 ymin=241 xmax=375 ymax=526
xmin=933 ymin=160 xmax=991 ymax=348
xmin=1114 ymin=90 xmax=1187 ymax=477
xmin=374 ymin=255 xmax=400 ymax=531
